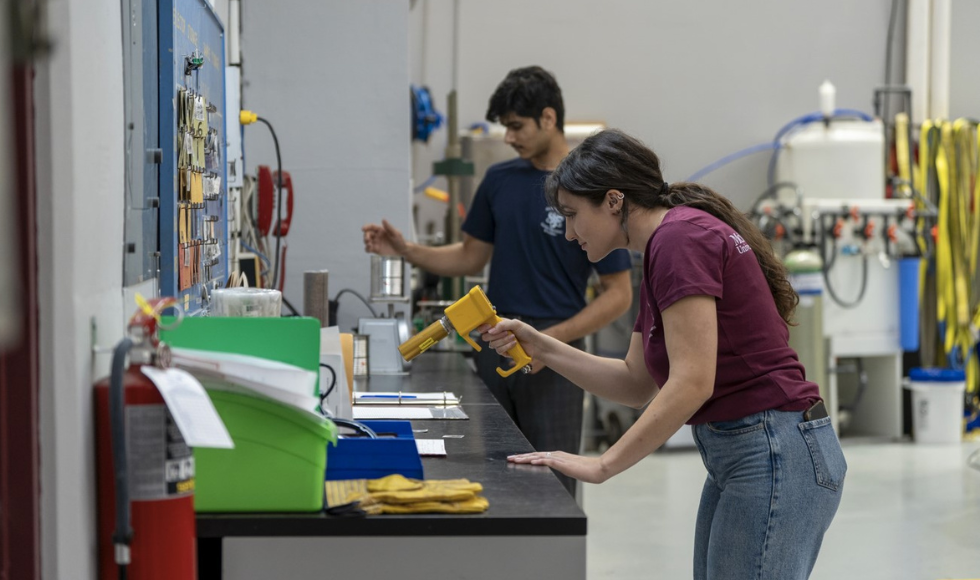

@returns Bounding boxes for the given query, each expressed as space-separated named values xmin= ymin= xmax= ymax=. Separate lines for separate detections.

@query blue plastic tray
xmin=325 ymin=420 xmax=424 ymax=481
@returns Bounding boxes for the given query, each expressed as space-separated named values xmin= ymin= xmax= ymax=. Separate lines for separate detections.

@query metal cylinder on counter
xmin=303 ymin=270 xmax=330 ymax=327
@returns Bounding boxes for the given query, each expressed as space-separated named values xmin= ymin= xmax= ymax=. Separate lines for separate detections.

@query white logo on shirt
xmin=729 ymin=232 xmax=751 ymax=255
xmin=541 ymin=208 xmax=564 ymax=237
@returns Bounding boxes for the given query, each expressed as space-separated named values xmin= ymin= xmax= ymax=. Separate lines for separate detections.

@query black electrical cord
xmin=281 ymin=295 xmax=300 ymax=317
xmin=334 ymin=288 xmax=379 ymax=318
xmin=315 ymin=363 xmax=377 ymax=438
xmin=821 ymin=235 xmax=869 ymax=309
xmin=823 ymin=257 xmax=868 ymax=309
xmin=332 ymin=418 xmax=378 ymax=439
xmin=109 ymin=337 xmax=135 ymax=579
xmin=818 ymin=215 xmax=868 ymax=309
xmin=255 ymin=116 xmax=284 ymax=291
xmin=317 ymin=362 xmax=337 ymax=416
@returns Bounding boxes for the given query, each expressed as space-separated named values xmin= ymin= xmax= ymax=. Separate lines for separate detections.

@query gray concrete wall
xmin=410 ymin=0 xmax=895 ymax=222
xmin=950 ymin=0 xmax=980 ymax=120
xmin=240 ymin=0 xmax=411 ymax=330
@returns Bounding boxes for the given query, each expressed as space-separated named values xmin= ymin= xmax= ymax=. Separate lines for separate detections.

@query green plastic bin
xmin=194 ymin=389 xmax=337 ymax=512
xmin=159 ymin=316 xmax=322 ymax=376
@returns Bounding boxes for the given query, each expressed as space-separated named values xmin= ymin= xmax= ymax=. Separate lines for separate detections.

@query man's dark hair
xmin=486 ymin=66 xmax=564 ymax=132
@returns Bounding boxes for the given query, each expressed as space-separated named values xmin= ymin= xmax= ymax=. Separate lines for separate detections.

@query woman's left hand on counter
xmin=507 ymin=451 xmax=609 ymax=484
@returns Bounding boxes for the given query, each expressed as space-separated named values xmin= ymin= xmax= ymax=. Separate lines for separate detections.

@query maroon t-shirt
xmin=633 ymin=206 xmax=818 ymax=424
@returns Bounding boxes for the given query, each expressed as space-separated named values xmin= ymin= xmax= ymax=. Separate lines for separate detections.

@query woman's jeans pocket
xmin=799 ymin=417 xmax=847 ymax=491
xmin=706 ymin=412 xmax=765 ymax=435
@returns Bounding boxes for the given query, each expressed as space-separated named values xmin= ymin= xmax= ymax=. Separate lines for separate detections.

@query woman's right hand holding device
xmin=480 ymin=318 xmax=543 ymax=364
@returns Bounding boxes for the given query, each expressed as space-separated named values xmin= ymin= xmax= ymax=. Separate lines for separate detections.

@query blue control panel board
xmin=159 ymin=0 xmax=227 ymax=315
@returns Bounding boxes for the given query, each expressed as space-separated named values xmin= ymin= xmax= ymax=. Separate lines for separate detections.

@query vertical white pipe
xmin=451 ymin=0 xmax=459 ymax=92
xmin=930 ymin=0 xmax=951 ymax=119
xmin=819 ymin=80 xmax=836 ymax=118
xmin=906 ymin=0 xmax=931 ymax=123
xmin=229 ymin=0 xmax=241 ymax=66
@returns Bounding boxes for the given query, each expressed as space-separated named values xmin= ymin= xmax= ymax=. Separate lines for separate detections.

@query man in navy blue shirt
xmin=363 ymin=66 xmax=632 ymax=496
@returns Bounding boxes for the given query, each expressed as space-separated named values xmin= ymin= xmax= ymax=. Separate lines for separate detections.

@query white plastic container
xmin=777 ymin=119 xmax=884 ymax=200
xmin=210 ymin=288 xmax=282 ymax=317
xmin=905 ymin=368 xmax=965 ymax=444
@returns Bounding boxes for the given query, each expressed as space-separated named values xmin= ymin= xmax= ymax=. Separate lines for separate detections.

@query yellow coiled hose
xmin=926 ymin=118 xmax=980 ymax=412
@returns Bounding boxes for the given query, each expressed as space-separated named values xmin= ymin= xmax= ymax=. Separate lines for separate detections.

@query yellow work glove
xmin=365 ymin=474 xmax=423 ymax=492
xmin=325 ymin=476 xmax=489 ymax=515
xmin=374 ymin=496 xmax=489 ymax=514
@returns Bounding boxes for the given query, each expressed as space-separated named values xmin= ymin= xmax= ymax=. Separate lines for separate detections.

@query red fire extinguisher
xmin=94 ymin=297 xmax=196 ymax=580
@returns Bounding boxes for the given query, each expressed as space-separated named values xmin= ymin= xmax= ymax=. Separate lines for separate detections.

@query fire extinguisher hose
xmin=109 ymin=337 xmax=135 ymax=570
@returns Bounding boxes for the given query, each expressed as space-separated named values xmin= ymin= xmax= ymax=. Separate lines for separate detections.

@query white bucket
xmin=905 ymin=368 xmax=965 ymax=444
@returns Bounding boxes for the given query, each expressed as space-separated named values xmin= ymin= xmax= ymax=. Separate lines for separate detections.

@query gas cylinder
xmin=784 ymin=248 xmax=829 ymax=405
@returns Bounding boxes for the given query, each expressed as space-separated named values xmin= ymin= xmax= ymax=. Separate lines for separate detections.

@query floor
xmin=582 ymin=436 xmax=980 ymax=579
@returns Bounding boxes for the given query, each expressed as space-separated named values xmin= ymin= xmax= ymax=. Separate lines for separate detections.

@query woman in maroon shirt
xmin=481 ymin=129 xmax=845 ymax=579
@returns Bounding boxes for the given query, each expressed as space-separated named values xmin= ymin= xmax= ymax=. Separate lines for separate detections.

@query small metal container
xmin=370 ymin=255 xmax=405 ymax=300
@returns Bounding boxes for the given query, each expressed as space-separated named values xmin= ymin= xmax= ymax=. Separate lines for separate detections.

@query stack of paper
xmin=351 ymin=391 xmax=468 ymax=420
xmin=170 ymin=347 xmax=320 ymax=416
xmin=351 ymin=406 xmax=468 ymax=420
xmin=415 ymin=439 xmax=447 ymax=456
xmin=353 ymin=391 xmax=461 ymax=406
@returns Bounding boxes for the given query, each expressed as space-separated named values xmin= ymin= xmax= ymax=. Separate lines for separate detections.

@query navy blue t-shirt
xmin=462 ymin=158 xmax=632 ymax=319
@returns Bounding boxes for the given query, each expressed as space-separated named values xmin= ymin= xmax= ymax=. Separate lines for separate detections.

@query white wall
xmin=410 ymin=0 xmax=894 ymax=218
xmin=35 ymin=0 xmax=126 ymax=577
xmin=240 ymin=0 xmax=411 ymax=330
xmin=949 ymin=0 xmax=980 ymax=119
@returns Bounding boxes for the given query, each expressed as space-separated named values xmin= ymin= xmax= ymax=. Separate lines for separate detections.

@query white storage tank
xmin=777 ymin=119 xmax=885 ymax=200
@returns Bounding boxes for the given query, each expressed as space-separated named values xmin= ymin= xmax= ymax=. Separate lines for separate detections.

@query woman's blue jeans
xmin=691 ymin=409 xmax=846 ymax=580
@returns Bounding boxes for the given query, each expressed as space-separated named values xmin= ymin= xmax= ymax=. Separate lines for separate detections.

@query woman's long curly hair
xmin=545 ymin=129 xmax=798 ymax=324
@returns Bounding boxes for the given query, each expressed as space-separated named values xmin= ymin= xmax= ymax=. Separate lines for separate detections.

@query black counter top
xmin=196 ymin=353 xmax=587 ymax=537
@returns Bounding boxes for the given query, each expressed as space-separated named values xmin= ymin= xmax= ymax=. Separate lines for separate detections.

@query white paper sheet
xmin=351 ymin=407 xmax=434 ymax=420
xmin=353 ymin=391 xmax=460 ymax=405
xmin=351 ymin=406 xmax=469 ymax=420
xmin=320 ymin=326 xmax=352 ymax=420
xmin=170 ymin=347 xmax=319 ymax=415
xmin=415 ymin=439 xmax=447 ymax=456
xmin=141 ymin=367 xmax=233 ymax=448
